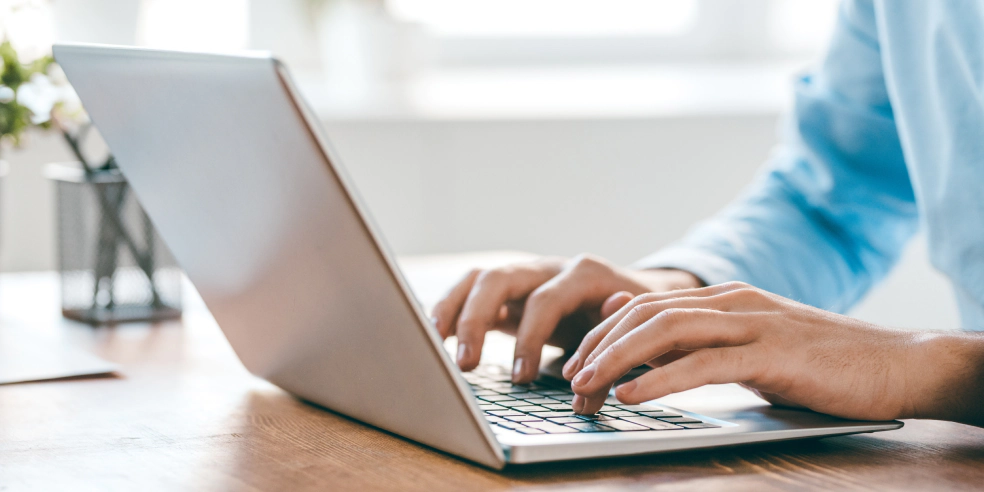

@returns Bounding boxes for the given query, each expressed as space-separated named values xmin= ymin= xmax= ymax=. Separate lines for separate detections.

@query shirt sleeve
xmin=635 ymin=0 xmax=918 ymax=313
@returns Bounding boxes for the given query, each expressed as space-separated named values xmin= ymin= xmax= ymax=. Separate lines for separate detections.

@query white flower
xmin=15 ymin=72 xmax=78 ymax=124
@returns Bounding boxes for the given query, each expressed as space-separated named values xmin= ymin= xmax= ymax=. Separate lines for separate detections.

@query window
xmin=387 ymin=0 xmax=698 ymax=38
xmin=383 ymin=0 xmax=840 ymax=65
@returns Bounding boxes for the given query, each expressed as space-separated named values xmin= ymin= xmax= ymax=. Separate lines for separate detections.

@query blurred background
xmin=0 ymin=0 xmax=961 ymax=329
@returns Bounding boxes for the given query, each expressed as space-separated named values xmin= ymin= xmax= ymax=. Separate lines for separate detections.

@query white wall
xmin=1 ymin=113 xmax=960 ymax=330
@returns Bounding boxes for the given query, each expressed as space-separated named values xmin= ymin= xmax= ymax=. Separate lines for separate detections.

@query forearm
xmin=907 ymin=332 xmax=984 ymax=427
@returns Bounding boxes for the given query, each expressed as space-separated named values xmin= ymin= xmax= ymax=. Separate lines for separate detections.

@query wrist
xmin=906 ymin=331 xmax=984 ymax=426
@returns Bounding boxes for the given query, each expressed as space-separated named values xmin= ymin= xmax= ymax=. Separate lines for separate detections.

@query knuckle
xmin=526 ymin=286 xmax=554 ymax=306
xmin=475 ymin=268 xmax=505 ymax=286
xmin=626 ymin=304 xmax=649 ymax=324
xmin=720 ymin=280 xmax=750 ymax=290
xmin=570 ymin=253 xmax=607 ymax=271
xmin=655 ymin=307 xmax=690 ymax=326
xmin=634 ymin=292 xmax=662 ymax=305
xmin=730 ymin=286 xmax=771 ymax=305
xmin=624 ymin=294 xmax=658 ymax=315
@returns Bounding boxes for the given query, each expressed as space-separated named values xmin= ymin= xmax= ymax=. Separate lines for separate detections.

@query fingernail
xmin=562 ymin=351 xmax=580 ymax=378
xmin=572 ymin=394 xmax=584 ymax=414
xmin=456 ymin=344 xmax=469 ymax=366
xmin=616 ymin=380 xmax=637 ymax=397
xmin=572 ymin=363 xmax=596 ymax=387
xmin=512 ymin=357 xmax=526 ymax=382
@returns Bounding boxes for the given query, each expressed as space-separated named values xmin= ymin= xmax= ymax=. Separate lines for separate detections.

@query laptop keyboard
xmin=465 ymin=365 xmax=720 ymax=436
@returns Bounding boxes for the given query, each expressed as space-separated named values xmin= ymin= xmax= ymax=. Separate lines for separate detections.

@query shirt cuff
xmin=631 ymin=247 xmax=741 ymax=287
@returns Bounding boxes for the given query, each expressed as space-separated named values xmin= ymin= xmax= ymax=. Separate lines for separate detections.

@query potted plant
xmin=0 ymin=39 xmax=56 ymax=277
xmin=1 ymin=38 xmax=182 ymax=324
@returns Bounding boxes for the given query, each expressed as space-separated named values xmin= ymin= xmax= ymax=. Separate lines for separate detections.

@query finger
xmin=455 ymin=265 xmax=556 ymax=371
xmin=431 ymin=269 xmax=480 ymax=339
xmin=583 ymin=287 xmax=770 ymax=369
xmin=563 ymin=281 xmax=751 ymax=380
xmin=510 ymin=255 xmax=627 ymax=383
xmin=562 ymin=290 xmax=647 ymax=377
xmin=612 ymin=347 xmax=760 ymax=405
xmin=562 ymin=291 xmax=633 ymax=378
xmin=572 ymin=309 xmax=758 ymax=400
xmin=601 ymin=291 xmax=634 ymax=319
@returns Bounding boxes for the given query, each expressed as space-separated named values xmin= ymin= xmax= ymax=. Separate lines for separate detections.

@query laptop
xmin=53 ymin=44 xmax=902 ymax=469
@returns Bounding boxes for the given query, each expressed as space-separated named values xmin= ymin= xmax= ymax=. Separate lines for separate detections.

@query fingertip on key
xmin=572 ymin=394 xmax=585 ymax=414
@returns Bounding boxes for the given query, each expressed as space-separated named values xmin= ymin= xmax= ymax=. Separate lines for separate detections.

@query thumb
xmin=600 ymin=291 xmax=634 ymax=319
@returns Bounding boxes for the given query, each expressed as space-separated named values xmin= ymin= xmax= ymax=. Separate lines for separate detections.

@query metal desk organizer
xmin=47 ymin=162 xmax=182 ymax=324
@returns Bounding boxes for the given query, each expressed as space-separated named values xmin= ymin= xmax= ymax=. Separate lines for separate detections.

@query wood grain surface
xmin=1 ymin=269 xmax=983 ymax=491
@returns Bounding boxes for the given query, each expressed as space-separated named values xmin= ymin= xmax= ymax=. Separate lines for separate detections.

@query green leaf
xmin=0 ymin=40 xmax=28 ymax=90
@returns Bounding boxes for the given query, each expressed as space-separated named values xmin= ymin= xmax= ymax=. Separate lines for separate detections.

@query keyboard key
xmin=479 ymin=382 xmax=511 ymax=390
xmin=658 ymin=417 xmax=704 ymax=424
xmin=524 ymin=421 xmax=580 ymax=434
xmin=617 ymin=404 xmax=662 ymax=412
xmin=601 ymin=411 xmax=637 ymax=418
xmin=490 ymin=426 xmax=513 ymax=435
xmin=536 ymin=390 xmax=567 ymax=396
xmin=639 ymin=411 xmax=675 ymax=418
xmin=501 ymin=385 xmax=533 ymax=393
xmin=488 ymin=410 xmax=524 ymax=416
xmin=604 ymin=396 xmax=622 ymax=405
xmin=514 ymin=427 xmax=546 ymax=435
xmin=497 ymin=400 xmax=535 ymax=408
xmin=504 ymin=415 xmax=544 ymax=422
xmin=575 ymin=414 xmax=618 ymax=422
xmin=530 ymin=411 xmax=576 ymax=418
xmin=622 ymin=416 xmax=683 ymax=430
xmin=498 ymin=421 xmax=526 ymax=429
xmin=601 ymin=420 xmax=649 ymax=431
xmin=523 ymin=398 xmax=558 ymax=405
xmin=478 ymin=404 xmax=505 ymax=411
xmin=543 ymin=404 xmax=574 ymax=411
xmin=473 ymin=389 xmax=498 ymax=396
xmin=551 ymin=395 xmax=576 ymax=402
xmin=567 ymin=422 xmax=617 ymax=432
xmin=506 ymin=392 xmax=541 ymax=399
xmin=599 ymin=405 xmax=620 ymax=412
xmin=679 ymin=423 xmax=721 ymax=429
xmin=479 ymin=395 xmax=516 ymax=402
xmin=545 ymin=417 xmax=583 ymax=424
xmin=510 ymin=405 xmax=547 ymax=413
xmin=485 ymin=416 xmax=505 ymax=423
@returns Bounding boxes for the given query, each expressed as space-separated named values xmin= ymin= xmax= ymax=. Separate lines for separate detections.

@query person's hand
xmin=563 ymin=281 xmax=984 ymax=425
xmin=430 ymin=254 xmax=703 ymax=383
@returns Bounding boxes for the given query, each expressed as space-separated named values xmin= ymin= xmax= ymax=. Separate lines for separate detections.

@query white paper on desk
xmin=0 ymin=325 xmax=118 ymax=385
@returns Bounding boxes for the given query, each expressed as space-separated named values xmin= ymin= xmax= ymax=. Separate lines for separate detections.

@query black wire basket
xmin=47 ymin=162 xmax=182 ymax=324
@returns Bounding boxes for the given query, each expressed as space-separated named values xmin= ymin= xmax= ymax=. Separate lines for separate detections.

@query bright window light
xmin=387 ymin=0 xmax=698 ymax=37
xmin=0 ymin=0 xmax=55 ymax=63
xmin=136 ymin=0 xmax=249 ymax=51
xmin=769 ymin=0 xmax=840 ymax=53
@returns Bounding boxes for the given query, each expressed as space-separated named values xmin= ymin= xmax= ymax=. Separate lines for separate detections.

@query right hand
xmin=430 ymin=254 xmax=703 ymax=383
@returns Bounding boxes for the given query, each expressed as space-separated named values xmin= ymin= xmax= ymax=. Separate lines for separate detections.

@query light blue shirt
xmin=638 ymin=0 xmax=984 ymax=330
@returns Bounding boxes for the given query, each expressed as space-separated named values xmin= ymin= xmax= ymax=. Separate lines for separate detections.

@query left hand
xmin=562 ymin=282 xmax=923 ymax=420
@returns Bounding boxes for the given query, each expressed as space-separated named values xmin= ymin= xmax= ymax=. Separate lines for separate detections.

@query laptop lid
xmin=53 ymin=44 xmax=504 ymax=468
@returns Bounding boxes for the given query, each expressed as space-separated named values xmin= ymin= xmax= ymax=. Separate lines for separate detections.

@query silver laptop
xmin=54 ymin=44 xmax=902 ymax=469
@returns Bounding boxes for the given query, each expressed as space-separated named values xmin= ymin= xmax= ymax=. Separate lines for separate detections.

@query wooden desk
xmin=2 ymin=260 xmax=983 ymax=491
